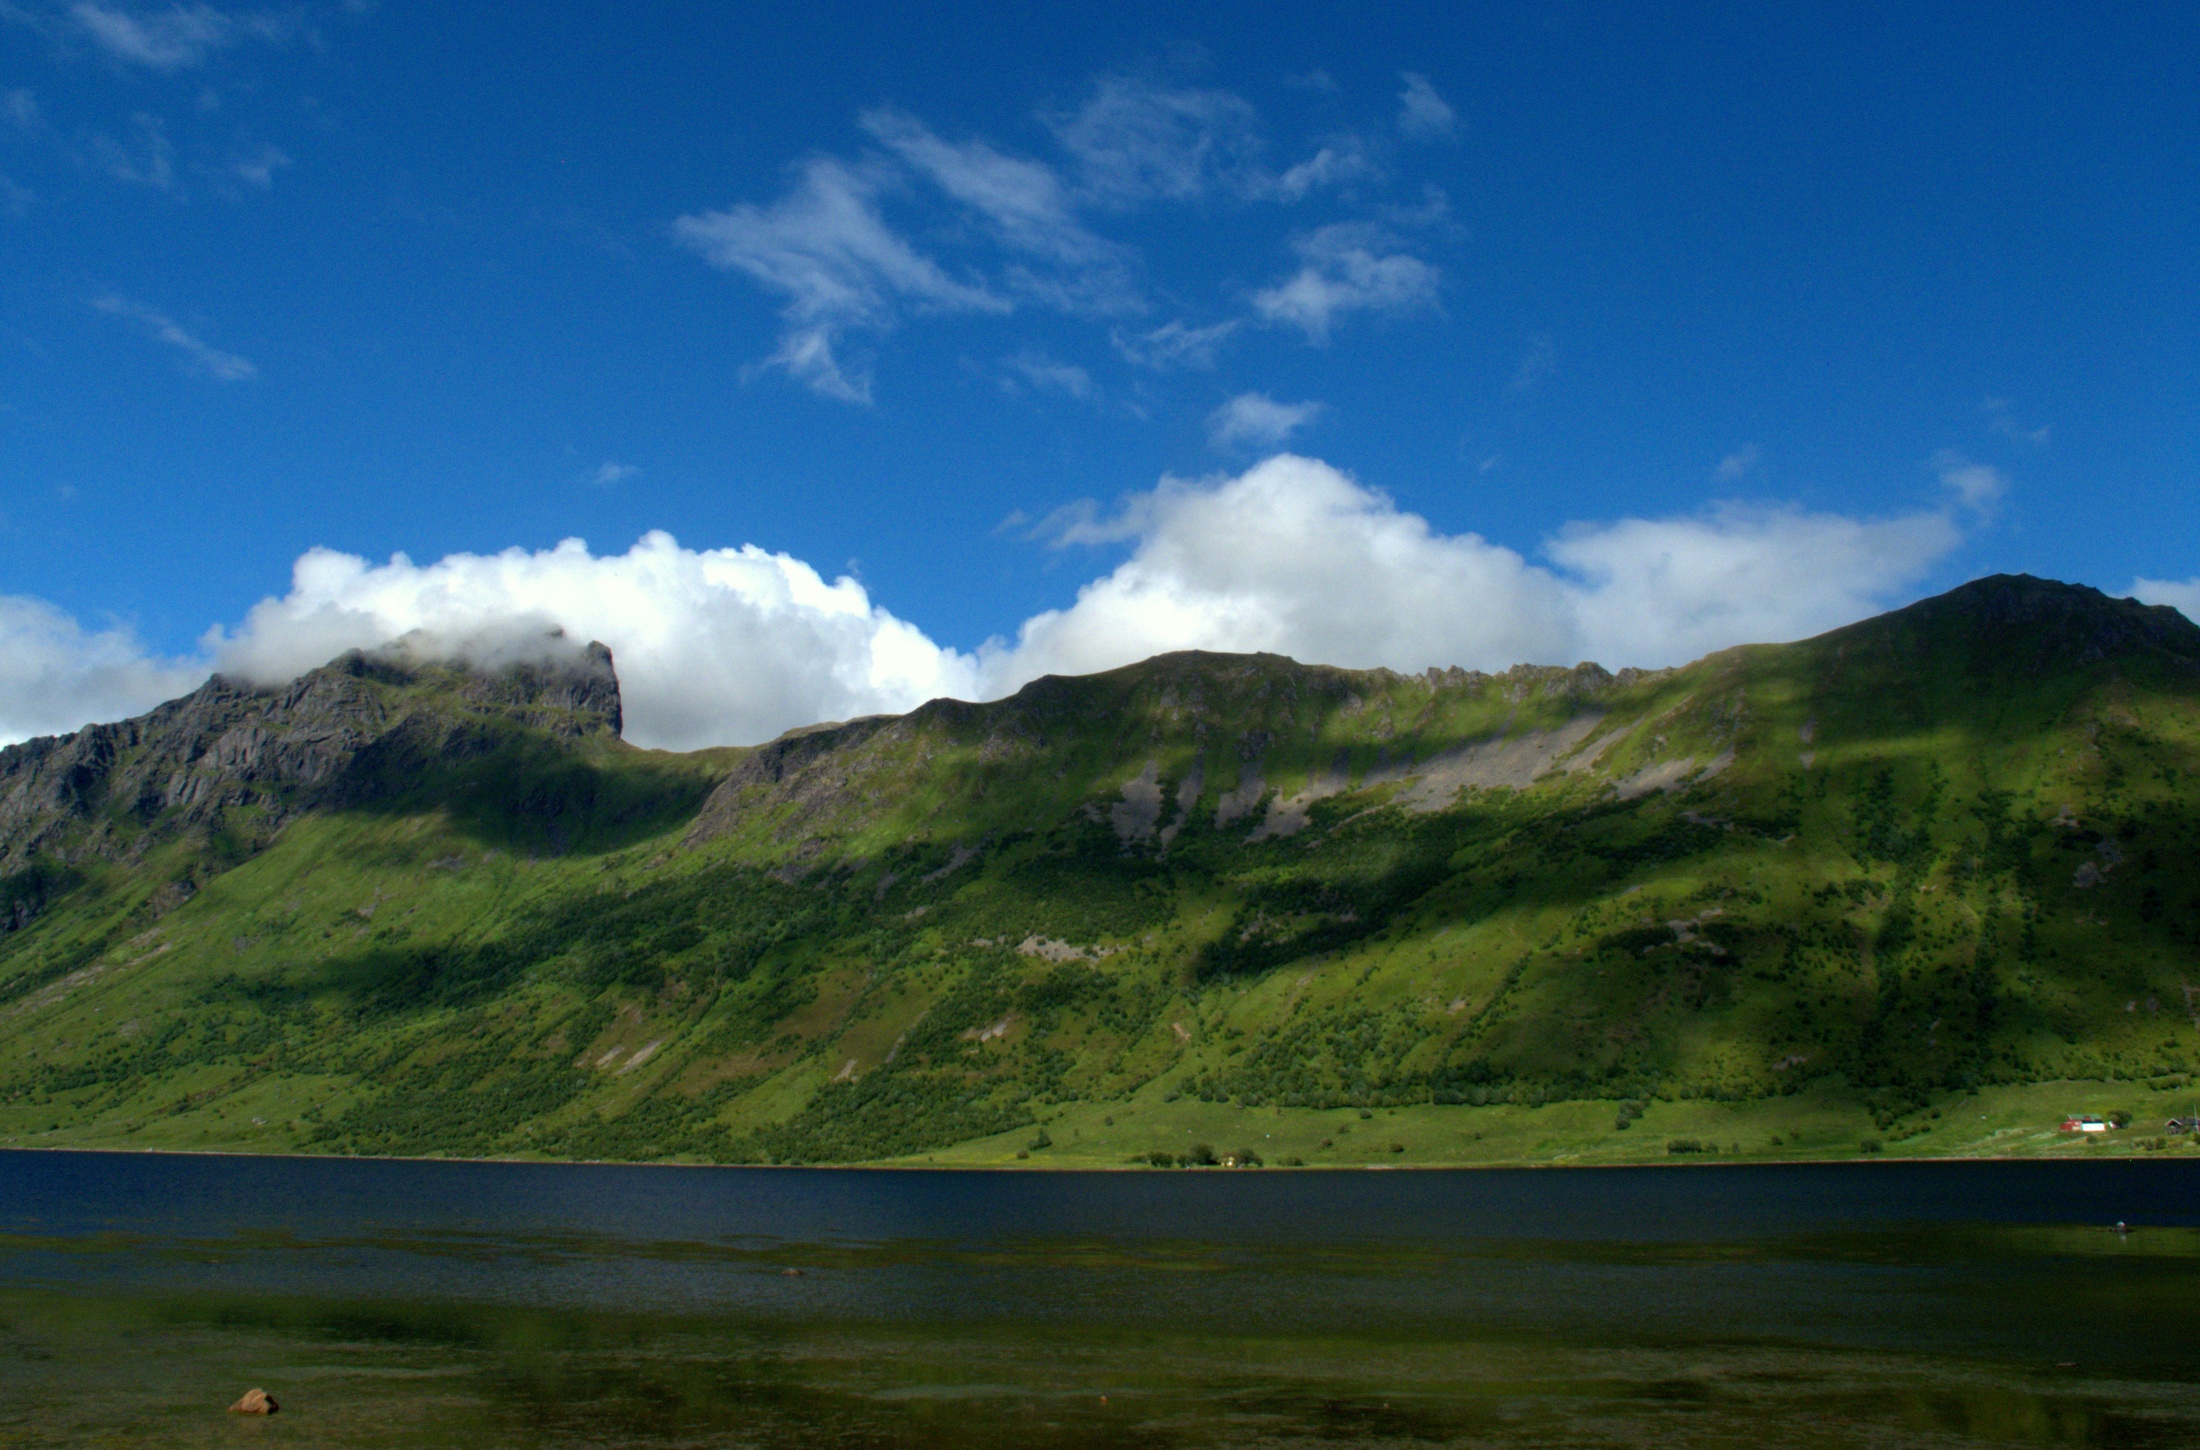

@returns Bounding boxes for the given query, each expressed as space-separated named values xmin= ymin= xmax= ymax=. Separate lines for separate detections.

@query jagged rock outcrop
xmin=0 ymin=640 xmax=622 ymax=921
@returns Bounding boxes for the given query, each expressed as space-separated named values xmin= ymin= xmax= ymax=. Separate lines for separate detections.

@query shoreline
xmin=0 ymin=1141 xmax=2180 ymax=1173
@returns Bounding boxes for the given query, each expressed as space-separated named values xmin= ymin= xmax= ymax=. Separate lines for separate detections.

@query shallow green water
xmin=4 ymin=1152 xmax=2198 ymax=1446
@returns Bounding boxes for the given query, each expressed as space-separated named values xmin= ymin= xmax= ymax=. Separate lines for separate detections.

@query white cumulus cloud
xmin=2 ymin=457 xmax=1992 ymax=752
xmin=1546 ymin=501 xmax=1962 ymax=669
xmin=986 ymin=456 xmax=1967 ymax=686
xmin=203 ymin=533 xmax=983 ymax=752
xmin=988 ymin=458 xmax=1572 ymax=684
xmin=2132 ymin=577 xmax=2200 ymax=623
xmin=0 ymin=596 xmax=205 ymax=745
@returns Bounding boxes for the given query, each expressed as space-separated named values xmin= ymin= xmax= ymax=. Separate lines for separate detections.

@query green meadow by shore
xmin=13 ymin=1077 xmax=2199 ymax=1170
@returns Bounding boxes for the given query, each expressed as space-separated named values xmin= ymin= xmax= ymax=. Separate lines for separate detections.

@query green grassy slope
xmin=2 ymin=575 xmax=2197 ymax=1166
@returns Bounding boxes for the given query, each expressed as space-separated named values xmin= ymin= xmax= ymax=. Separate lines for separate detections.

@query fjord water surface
xmin=4 ymin=1151 xmax=2199 ymax=1447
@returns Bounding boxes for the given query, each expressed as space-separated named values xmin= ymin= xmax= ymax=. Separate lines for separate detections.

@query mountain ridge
xmin=1 ymin=573 xmax=2195 ymax=1167
xmin=0 ymin=639 xmax=627 ymax=924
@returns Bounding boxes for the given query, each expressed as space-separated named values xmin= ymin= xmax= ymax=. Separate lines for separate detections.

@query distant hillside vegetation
xmin=2 ymin=575 xmax=2196 ymax=1167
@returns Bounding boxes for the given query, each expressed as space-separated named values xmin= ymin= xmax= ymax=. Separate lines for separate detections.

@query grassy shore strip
xmin=10 ymin=1078 xmax=2199 ymax=1170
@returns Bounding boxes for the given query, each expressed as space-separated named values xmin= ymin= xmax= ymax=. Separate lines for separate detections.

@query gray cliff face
xmin=0 ymin=642 xmax=622 ymax=905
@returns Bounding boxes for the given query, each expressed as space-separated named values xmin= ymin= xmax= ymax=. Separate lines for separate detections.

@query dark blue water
xmin=5 ymin=1152 xmax=2200 ymax=1446
xmin=15 ymin=1150 xmax=2198 ymax=1245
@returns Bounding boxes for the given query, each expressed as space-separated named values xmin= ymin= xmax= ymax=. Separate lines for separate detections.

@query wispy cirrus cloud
xmin=1257 ymin=135 xmax=1378 ymax=202
xmin=63 ymin=1 xmax=291 ymax=70
xmin=1396 ymin=72 xmax=1456 ymax=139
xmin=675 ymin=102 xmax=1140 ymax=402
xmin=1002 ymin=350 xmax=1094 ymax=400
xmin=72 ymin=2 xmax=236 ymax=69
xmin=12 ymin=89 xmax=284 ymax=200
xmin=93 ymin=293 xmax=256 ymax=379
xmin=1050 ymin=74 xmax=1372 ymax=206
xmin=2 ymin=5 xmax=324 ymax=207
xmin=1047 ymin=74 xmax=1263 ymax=205
xmin=1111 ymin=318 xmax=1238 ymax=371
xmin=1932 ymin=449 xmax=2008 ymax=516
xmin=860 ymin=108 xmax=1136 ymax=313
xmin=1208 ymin=391 xmax=1323 ymax=450
xmin=1508 ymin=333 xmax=1556 ymax=394
xmin=87 ymin=112 xmax=174 ymax=188
xmin=673 ymin=156 xmax=1006 ymax=403
xmin=1714 ymin=444 xmax=1759 ymax=481
xmin=226 ymin=140 xmax=287 ymax=187
xmin=1253 ymin=221 xmax=1441 ymax=343
xmin=679 ymin=71 xmax=1457 ymax=399
xmin=1983 ymin=396 xmax=2050 ymax=446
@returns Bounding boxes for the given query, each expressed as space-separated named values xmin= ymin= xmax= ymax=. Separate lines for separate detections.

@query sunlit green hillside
xmin=2 ymin=575 xmax=2197 ymax=1166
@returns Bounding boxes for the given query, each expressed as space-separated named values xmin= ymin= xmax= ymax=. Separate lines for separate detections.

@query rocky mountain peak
xmin=0 ymin=640 xmax=624 ymax=916
xmin=1822 ymin=574 xmax=2200 ymax=676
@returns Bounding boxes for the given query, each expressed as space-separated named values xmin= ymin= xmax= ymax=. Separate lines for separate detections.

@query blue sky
xmin=2 ymin=2 xmax=2194 ymax=747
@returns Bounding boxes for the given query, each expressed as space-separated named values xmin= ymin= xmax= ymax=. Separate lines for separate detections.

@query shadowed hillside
xmin=2 ymin=576 xmax=2196 ymax=1167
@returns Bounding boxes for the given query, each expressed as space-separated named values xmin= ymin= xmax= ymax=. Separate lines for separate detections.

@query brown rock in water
xmin=228 ymin=1389 xmax=278 ymax=1415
